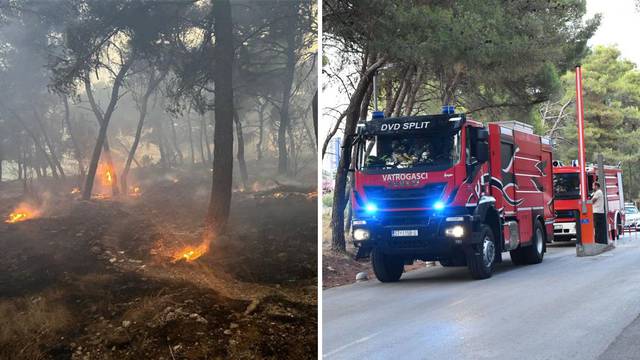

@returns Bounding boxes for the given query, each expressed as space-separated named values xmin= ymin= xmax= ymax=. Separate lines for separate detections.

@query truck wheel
xmin=509 ymin=248 xmax=527 ymax=265
xmin=466 ymin=224 xmax=496 ymax=280
xmin=511 ymin=221 xmax=545 ymax=265
xmin=371 ymin=249 xmax=404 ymax=282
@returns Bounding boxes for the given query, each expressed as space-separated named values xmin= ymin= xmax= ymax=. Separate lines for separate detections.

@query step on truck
xmin=552 ymin=162 xmax=624 ymax=241
xmin=347 ymin=110 xmax=554 ymax=281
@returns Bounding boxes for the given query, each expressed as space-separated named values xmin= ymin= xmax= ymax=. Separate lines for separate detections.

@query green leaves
xmin=553 ymin=45 xmax=640 ymax=199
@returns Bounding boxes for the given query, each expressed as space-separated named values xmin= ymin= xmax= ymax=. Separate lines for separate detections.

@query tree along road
xmin=323 ymin=234 xmax=640 ymax=360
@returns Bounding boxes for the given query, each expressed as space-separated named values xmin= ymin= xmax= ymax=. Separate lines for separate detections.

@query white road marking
xmin=323 ymin=331 xmax=382 ymax=358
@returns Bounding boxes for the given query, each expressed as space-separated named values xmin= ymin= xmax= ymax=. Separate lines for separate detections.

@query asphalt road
xmin=323 ymin=234 xmax=640 ymax=360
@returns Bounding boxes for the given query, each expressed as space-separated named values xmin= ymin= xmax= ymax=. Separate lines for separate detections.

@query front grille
xmin=379 ymin=211 xmax=430 ymax=227
xmin=364 ymin=183 xmax=446 ymax=210
xmin=555 ymin=209 xmax=578 ymax=219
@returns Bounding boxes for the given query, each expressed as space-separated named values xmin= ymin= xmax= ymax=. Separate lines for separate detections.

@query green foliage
xmin=554 ymin=46 xmax=640 ymax=200
xmin=325 ymin=0 xmax=600 ymax=123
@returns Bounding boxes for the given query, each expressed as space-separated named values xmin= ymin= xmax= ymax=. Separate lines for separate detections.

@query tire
xmin=511 ymin=221 xmax=545 ymax=265
xmin=371 ymin=248 xmax=404 ymax=282
xmin=509 ymin=248 xmax=527 ymax=265
xmin=466 ymin=224 xmax=496 ymax=280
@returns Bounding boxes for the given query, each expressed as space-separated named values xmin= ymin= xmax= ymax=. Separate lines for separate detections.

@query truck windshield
xmin=361 ymin=131 xmax=461 ymax=170
xmin=625 ymin=207 xmax=638 ymax=214
xmin=553 ymin=173 xmax=580 ymax=199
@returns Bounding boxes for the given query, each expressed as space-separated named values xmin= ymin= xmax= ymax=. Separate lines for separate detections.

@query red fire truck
xmin=348 ymin=110 xmax=554 ymax=281
xmin=552 ymin=162 xmax=624 ymax=242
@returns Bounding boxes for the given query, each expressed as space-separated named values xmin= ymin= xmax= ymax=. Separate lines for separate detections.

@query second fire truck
xmin=552 ymin=162 xmax=625 ymax=242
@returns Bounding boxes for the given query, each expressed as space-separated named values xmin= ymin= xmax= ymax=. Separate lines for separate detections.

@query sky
xmin=586 ymin=0 xmax=640 ymax=66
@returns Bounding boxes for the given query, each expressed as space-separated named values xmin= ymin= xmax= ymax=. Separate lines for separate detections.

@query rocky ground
xmin=0 ymin=171 xmax=317 ymax=359
xmin=321 ymin=212 xmax=426 ymax=288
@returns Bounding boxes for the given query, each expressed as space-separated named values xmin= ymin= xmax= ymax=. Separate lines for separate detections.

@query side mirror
xmin=477 ymin=128 xmax=489 ymax=141
xmin=476 ymin=141 xmax=489 ymax=163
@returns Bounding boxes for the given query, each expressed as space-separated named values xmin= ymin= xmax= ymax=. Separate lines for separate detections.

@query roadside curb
xmin=576 ymin=242 xmax=615 ymax=257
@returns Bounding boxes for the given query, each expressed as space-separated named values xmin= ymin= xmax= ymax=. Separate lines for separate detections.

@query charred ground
xmin=0 ymin=170 xmax=317 ymax=359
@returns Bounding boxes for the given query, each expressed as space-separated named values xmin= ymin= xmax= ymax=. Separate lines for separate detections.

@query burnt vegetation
xmin=0 ymin=1 xmax=317 ymax=359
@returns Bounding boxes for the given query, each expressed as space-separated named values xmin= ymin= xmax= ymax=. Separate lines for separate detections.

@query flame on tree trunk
xmin=82 ymin=59 xmax=132 ymax=200
xmin=206 ymin=0 xmax=234 ymax=234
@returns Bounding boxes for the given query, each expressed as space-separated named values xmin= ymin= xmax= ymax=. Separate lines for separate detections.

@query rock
xmin=122 ymin=320 xmax=131 ymax=328
xmin=109 ymin=258 xmax=117 ymax=263
xmin=189 ymin=313 xmax=208 ymax=324
xmin=355 ymin=272 xmax=368 ymax=282
xmin=244 ymin=299 xmax=260 ymax=316
xmin=90 ymin=246 xmax=101 ymax=254
xmin=224 ymin=329 xmax=232 ymax=335
xmin=164 ymin=312 xmax=177 ymax=322
xmin=229 ymin=323 xmax=239 ymax=329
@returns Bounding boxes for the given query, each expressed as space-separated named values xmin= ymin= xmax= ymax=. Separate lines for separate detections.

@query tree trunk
xmin=233 ymin=110 xmax=249 ymax=190
xmin=33 ymin=109 xmax=66 ymax=179
xmin=277 ymin=8 xmax=297 ymax=174
xmin=82 ymin=59 xmax=132 ymax=200
xmin=331 ymin=56 xmax=387 ymax=252
xmin=62 ymin=96 xmax=85 ymax=180
xmin=122 ymin=92 xmax=151 ymax=194
xmin=360 ymin=82 xmax=373 ymax=121
xmin=187 ymin=113 xmax=195 ymax=165
xmin=206 ymin=0 xmax=235 ymax=234
xmin=169 ymin=117 xmax=183 ymax=164
xmin=393 ymin=65 xmax=415 ymax=117
xmin=312 ymin=89 xmax=318 ymax=142
xmin=384 ymin=66 xmax=409 ymax=117
xmin=204 ymin=113 xmax=213 ymax=163
xmin=404 ymin=66 xmax=423 ymax=115
xmin=287 ymin=118 xmax=297 ymax=176
xmin=15 ymin=115 xmax=58 ymax=179
xmin=198 ymin=115 xmax=206 ymax=164
xmin=256 ymin=101 xmax=265 ymax=161
xmin=157 ymin=118 xmax=168 ymax=169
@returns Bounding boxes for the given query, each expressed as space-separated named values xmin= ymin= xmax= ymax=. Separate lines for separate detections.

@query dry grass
xmin=0 ymin=289 xmax=72 ymax=359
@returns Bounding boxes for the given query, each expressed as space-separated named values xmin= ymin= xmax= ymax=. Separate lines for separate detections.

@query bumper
xmin=553 ymin=221 xmax=577 ymax=237
xmin=352 ymin=213 xmax=481 ymax=259
xmin=623 ymin=221 xmax=640 ymax=229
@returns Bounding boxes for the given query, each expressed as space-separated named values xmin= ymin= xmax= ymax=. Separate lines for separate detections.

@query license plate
xmin=392 ymin=229 xmax=418 ymax=237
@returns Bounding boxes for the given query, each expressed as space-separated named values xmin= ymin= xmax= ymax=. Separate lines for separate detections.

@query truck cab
xmin=349 ymin=111 xmax=552 ymax=281
xmin=552 ymin=163 xmax=624 ymax=241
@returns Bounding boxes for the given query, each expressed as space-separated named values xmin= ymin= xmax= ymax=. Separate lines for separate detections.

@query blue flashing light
xmin=442 ymin=105 xmax=455 ymax=115
xmin=365 ymin=203 xmax=378 ymax=213
xmin=433 ymin=201 xmax=445 ymax=210
xmin=372 ymin=111 xmax=384 ymax=119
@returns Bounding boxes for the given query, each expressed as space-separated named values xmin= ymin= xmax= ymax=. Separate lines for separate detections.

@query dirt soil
xmin=322 ymin=212 xmax=426 ymax=289
xmin=0 ymin=172 xmax=317 ymax=360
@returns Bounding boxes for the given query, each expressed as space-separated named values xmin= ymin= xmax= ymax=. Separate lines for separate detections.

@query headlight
xmin=353 ymin=228 xmax=370 ymax=241
xmin=445 ymin=225 xmax=465 ymax=238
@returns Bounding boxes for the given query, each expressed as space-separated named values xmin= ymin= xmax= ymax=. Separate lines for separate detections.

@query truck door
xmin=500 ymin=141 xmax=517 ymax=214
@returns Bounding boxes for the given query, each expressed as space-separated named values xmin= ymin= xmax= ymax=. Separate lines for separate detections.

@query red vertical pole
xmin=575 ymin=66 xmax=588 ymax=214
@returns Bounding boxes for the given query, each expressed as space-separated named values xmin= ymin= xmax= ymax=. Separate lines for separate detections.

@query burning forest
xmin=0 ymin=1 xmax=318 ymax=359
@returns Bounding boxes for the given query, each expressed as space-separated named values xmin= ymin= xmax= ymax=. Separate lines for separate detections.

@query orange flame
xmin=98 ymin=164 xmax=114 ymax=187
xmin=5 ymin=204 xmax=41 ymax=224
xmin=129 ymin=186 xmax=141 ymax=197
xmin=171 ymin=241 xmax=209 ymax=263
